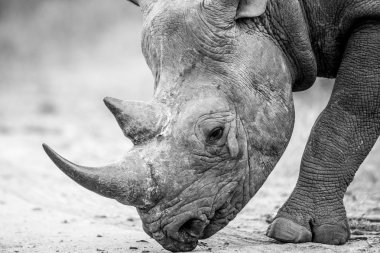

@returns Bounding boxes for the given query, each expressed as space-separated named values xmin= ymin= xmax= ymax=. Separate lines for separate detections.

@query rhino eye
xmin=207 ymin=127 xmax=224 ymax=144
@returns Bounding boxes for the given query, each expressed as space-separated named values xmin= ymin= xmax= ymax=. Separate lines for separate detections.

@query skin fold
xmin=43 ymin=0 xmax=380 ymax=251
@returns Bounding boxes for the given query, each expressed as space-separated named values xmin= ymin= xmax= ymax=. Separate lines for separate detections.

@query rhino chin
xmin=159 ymin=219 xmax=225 ymax=252
xmin=160 ymin=239 xmax=198 ymax=253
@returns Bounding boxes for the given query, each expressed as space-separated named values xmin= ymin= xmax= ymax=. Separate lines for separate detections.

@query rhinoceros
xmin=43 ymin=0 xmax=380 ymax=251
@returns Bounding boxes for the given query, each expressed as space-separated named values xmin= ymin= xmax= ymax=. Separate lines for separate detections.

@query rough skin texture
xmin=267 ymin=20 xmax=380 ymax=244
xmin=265 ymin=0 xmax=380 ymax=245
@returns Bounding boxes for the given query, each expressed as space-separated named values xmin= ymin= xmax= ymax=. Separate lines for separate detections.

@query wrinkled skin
xmin=127 ymin=1 xmax=295 ymax=250
xmin=43 ymin=0 xmax=380 ymax=251
xmin=133 ymin=38 xmax=294 ymax=249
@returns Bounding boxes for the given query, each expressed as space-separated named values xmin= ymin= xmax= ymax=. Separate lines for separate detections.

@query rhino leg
xmin=267 ymin=21 xmax=380 ymax=245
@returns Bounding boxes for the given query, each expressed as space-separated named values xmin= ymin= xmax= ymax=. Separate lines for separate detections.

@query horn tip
xmin=42 ymin=143 xmax=59 ymax=164
xmin=103 ymin=96 xmax=112 ymax=107
xmin=127 ymin=0 xmax=140 ymax=6
xmin=42 ymin=143 xmax=52 ymax=155
xmin=103 ymin=97 xmax=123 ymax=112
xmin=42 ymin=143 xmax=70 ymax=171
xmin=103 ymin=96 xmax=112 ymax=103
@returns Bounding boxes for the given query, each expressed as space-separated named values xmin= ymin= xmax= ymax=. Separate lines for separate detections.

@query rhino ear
xmin=235 ymin=0 xmax=268 ymax=19
xmin=126 ymin=0 xmax=139 ymax=6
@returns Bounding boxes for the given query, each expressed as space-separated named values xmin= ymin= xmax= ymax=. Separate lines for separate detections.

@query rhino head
xmin=43 ymin=0 xmax=301 ymax=251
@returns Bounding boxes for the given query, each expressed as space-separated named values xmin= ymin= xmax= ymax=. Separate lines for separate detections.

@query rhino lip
xmin=179 ymin=218 xmax=208 ymax=239
xmin=166 ymin=217 xmax=209 ymax=244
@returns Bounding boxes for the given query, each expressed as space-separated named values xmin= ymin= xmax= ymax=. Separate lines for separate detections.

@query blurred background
xmin=0 ymin=1 xmax=379 ymax=252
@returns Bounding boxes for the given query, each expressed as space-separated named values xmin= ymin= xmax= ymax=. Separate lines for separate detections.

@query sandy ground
xmin=0 ymin=1 xmax=379 ymax=252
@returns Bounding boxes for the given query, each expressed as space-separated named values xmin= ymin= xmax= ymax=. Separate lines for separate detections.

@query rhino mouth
xmin=158 ymin=216 xmax=210 ymax=251
xmin=179 ymin=218 xmax=209 ymax=239
xmin=149 ymin=205 xmax=235 ymax=252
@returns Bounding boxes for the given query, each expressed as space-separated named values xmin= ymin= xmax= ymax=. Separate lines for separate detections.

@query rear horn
xmin=104 ymin=97 xmax=167 ymax=145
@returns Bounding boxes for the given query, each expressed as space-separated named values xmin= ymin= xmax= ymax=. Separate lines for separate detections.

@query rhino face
xmin=134 ymin=88 xmax=250 ymax=251
xmin=43 ymin=0 xmax=296 ymax=251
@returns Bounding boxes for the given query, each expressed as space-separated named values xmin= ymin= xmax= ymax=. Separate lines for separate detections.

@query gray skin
xmin=43 ymin=0 xmax=380 ymax=251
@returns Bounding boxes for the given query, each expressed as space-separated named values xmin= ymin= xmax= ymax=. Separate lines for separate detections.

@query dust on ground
xmin=0 ymin=1 xmax=379 ymax=252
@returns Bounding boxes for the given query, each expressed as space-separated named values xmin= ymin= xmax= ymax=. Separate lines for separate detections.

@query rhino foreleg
xmin=267 ymin=21 xmax=380 ymax=245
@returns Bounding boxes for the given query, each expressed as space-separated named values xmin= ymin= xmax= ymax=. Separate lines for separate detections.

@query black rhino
xmin=43 ymin=0 xmax=380 ymax=251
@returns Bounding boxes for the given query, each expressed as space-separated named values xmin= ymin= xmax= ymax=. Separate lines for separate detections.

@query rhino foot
xmin=267 ymin=217 xmax=350 ymax=245
xmin=312 ymin=222 xmax=350 ymax=245
xmin=266 ymin=217 xmax=312 ymax=243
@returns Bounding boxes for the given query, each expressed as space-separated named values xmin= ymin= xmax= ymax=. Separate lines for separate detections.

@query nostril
xmin=180 ymin=219 xmax=205 ymax=238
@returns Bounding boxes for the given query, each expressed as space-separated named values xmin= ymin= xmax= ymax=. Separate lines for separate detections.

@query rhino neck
xmin=258 ymin=0 xmax=317 ymax=92
xmin=299 ymin=0 xmax=373 ymax=78
xmin=299 ymin=0 xmax=339 ymax=78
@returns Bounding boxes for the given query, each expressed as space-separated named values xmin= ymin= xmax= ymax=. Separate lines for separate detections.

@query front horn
xmin=42 ymin=144 xmax=158 ymax=208
xmin=104 ymin=97 xmax=167 ymax=145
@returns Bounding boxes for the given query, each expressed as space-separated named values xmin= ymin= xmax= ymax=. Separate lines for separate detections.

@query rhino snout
xmin=180 ymin=218 xmax=208 ymax=238
xmin=142 ymin=211 xmax=210 ymax=252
